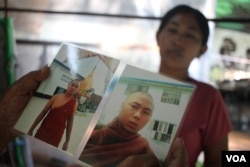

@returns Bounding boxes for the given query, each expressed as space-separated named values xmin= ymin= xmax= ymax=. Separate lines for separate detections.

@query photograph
xmin=79 ymin=65 xmax=195 ymax=167
xmin=14 ymin=43 xmax=120 ymax=155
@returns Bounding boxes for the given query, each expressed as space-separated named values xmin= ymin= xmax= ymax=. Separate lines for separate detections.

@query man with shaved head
xmin=80 ymin=91 xmax=157 ymax=167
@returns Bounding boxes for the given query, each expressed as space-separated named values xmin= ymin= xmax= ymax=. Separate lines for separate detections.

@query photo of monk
xmin=14 ymin=44 xmax=120 ymax=155
xmin=79 ymin=65 xmax=195 ymax=167
xmin=28 ymin=79 xmax=81 ymax=151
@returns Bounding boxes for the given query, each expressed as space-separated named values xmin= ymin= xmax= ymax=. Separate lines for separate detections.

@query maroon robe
xmin=35 ymin=97 xmax=76 ymax=147
xmin=80 ymin=118 xmax=152 ymax=167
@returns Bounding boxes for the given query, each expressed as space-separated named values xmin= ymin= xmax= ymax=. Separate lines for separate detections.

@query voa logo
xmin=226 ymin=154 xmax=247 ymax=163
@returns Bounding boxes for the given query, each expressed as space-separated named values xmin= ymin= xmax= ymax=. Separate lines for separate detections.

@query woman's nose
xmin=173 ymin=34 xmax=183 ymax=47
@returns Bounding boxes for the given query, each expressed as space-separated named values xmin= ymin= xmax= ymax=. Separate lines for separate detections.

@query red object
xmin=35 ymin=97 xmax=76 ymax=147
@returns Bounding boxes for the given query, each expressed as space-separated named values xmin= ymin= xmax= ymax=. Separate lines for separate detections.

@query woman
xmin=28 ymin=79 xmax=80 ymax=151
xmin=0 ymin=4 xmax=232 ymax=167
xmin=156 ymin=5 xmax=232 ymax=167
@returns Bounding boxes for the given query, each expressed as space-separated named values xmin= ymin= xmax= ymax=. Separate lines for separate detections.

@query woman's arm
xmin=203 ymin=135 xmax=228 ymax=167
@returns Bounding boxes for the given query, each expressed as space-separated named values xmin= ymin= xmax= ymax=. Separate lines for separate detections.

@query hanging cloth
xmin=0 ymin=17 xmax=15 ymax=97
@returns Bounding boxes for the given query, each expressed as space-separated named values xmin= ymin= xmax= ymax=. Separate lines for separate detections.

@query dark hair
xmin=157 ymin=5 xmax=209 ymax=46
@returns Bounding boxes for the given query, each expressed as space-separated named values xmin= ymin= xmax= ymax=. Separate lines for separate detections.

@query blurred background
xmin=1 ymin=0 xmax=250 ymax=162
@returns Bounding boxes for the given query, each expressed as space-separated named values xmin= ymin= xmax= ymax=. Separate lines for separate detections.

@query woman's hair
xmin=156 ymin=4 xmax=209 ymax=46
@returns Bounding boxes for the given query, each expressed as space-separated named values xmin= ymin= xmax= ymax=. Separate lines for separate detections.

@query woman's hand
xmin=164 ymin=138 xmax=189 ymax=167
xmin=0 ymin=66 xmax=50 ymax=151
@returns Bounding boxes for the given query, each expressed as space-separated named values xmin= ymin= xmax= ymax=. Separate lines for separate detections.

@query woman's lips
xmin=166 ymin=49 xmax=182 ymax=58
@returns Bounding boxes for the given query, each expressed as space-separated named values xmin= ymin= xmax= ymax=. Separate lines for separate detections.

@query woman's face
xmin=157 ymin=12 xmax=207 ymax=74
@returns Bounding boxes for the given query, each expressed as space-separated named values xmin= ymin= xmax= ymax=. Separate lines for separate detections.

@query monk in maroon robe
xmin=28 ymin=79 xmax=80 ymax=151
xmin=34 ymin=97 xmax=77 ymax=147
xmin=80 ymin=91 xmax=157 ymax=167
